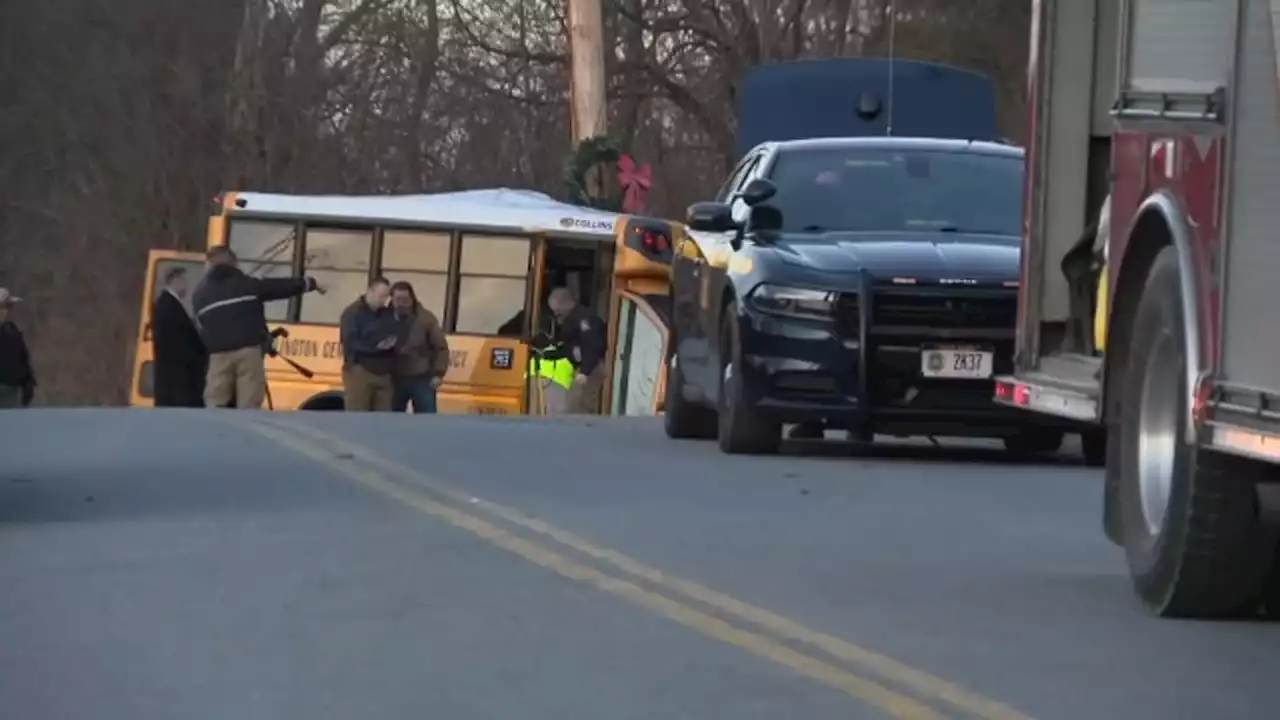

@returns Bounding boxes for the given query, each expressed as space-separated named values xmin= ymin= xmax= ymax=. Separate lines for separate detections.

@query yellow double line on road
xmin=235 ymin=414 xmax=1031 ymax=720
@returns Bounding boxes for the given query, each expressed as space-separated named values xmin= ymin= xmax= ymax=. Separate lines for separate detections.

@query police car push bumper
xmin=737 ymin=280 xmax=1044 ymax=429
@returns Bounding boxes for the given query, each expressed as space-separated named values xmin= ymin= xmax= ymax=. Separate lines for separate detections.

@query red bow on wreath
xmin=616 ymin=153 xmax=652 ymax=214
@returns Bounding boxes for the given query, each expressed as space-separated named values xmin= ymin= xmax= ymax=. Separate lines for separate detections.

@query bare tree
xmin=0 ymin=0 xmax=1031 ymax=405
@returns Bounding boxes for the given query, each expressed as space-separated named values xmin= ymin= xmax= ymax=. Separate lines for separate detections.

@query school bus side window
xmin=226 ymin=220 xmax=297 ymax=321
xmin=299 ymin=227 xmax=373 ymax=324
xmin=455 ymin=235 xmax=529 ymax=336
xmin=381 ymin=230 xmax=450 ymax=322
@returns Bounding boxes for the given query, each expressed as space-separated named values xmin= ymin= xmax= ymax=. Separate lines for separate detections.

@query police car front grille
xmin=871 ymin=290 xmax=1016 ymax=330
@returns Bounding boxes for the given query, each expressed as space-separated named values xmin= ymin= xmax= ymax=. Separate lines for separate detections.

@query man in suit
xmin=152 ymin=266 xmax=207 ymax=407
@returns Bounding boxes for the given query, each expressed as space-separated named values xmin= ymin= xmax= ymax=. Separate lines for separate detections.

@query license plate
xmin=920 ymin=347 xmax=992 ymax=379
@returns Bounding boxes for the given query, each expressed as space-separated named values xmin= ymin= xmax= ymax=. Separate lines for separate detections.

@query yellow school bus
xmin=130 ymin=189 xmax=676 ymax=415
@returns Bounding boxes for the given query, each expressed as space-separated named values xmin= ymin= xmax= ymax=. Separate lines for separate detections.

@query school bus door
xmin=524 ymin=236 xmax=549 ymax=414
xmin=130 ymin=249 xmax=207 ymax=407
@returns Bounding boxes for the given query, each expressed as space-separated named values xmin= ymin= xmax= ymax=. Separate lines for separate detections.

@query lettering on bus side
xmin=470 ymin=406 xmax=507 ymax=415
xmin=276 ymin=338 xmax=344 ymax=359
xmin=450 ymin=350 xmax=468 ymax=368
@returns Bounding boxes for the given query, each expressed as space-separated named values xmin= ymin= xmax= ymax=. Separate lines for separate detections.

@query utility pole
xmin=566 ymin=0 xmax=608 ymax=144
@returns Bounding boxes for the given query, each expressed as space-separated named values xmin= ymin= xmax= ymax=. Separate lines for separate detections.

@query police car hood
xmin=772 ymin=231 xmax=1019 ymax=282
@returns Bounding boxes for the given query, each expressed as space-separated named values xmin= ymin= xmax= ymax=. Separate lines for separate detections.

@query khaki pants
xmin=540 ymin=379 xmax=570 ymax=415
xmin=205 ymin=346 xmax=266 ymax=409
xmin=343 ymin=364 xmax=393 ymax=412
xmin=566 ymin=367 xmax=604 ymax=414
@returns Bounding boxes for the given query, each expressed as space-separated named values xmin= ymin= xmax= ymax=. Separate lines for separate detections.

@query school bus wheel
xmin=299 ymin=392 xmax=344 ymax=411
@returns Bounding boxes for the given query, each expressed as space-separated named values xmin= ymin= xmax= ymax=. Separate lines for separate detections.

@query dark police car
xmin=663 ymin=136 xmax=1073 ymax=455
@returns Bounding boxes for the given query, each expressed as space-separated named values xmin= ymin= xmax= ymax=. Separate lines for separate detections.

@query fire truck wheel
xmin=663 ymin=348 xmax=717 ymax=440
xmin=1119 ymin=247 xmax=1273 ymax=618
xmin=717 ymin=302 xmax=781 ymax=455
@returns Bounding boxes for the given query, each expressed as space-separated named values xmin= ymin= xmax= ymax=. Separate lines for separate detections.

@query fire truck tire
xmin=717 ymin=302 xmax=781 ymax=455
xmin=1119 ymin=247 xmax=1273 ymax=618
xmin=663 ymin=349 xmax=717 ymax=440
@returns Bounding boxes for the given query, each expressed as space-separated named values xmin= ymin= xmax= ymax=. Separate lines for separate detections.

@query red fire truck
xmin=996 ymin=0 xmax=1280 ymax=618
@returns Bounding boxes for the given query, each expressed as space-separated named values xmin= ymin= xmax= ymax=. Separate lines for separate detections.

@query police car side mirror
xmin=747 ymin=205 xmax=783 ymax=233
xmin=687 ymin=202 xmax=737 ymax=233
xmin=739 ymin=178 xmax=777 ymax=207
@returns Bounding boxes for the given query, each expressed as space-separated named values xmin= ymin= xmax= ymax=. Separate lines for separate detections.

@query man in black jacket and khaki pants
xmin=339 ymin=277 xmax=403 ymax=412
xmin=192 ymin=246 xmax=322 ymax=409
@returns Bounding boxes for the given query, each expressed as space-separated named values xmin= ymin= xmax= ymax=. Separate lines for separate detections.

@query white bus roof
xmin=229 ymin=188 xmax=623 ymax=237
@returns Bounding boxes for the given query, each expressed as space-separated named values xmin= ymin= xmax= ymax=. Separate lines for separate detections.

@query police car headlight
xmin=748 ymin=284 xmax=837 ymax=320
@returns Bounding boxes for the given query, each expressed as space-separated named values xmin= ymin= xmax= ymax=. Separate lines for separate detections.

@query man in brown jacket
xmin=389 ymin=281 xmax=450 ymax=413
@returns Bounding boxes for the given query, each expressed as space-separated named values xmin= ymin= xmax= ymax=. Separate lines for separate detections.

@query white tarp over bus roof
xmin=229 ymin=188 xmax=622 ymax=237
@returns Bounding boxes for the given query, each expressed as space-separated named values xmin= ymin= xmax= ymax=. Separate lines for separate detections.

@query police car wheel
xmin=664 ymin=351 xmax=717 ymax=440
xmin=716 ymin=303 xmax=781 ymax=455
xmin=1002 ymin=428 xmax=1065 ymax=456
xmin=1081 ymin=428 xmax=1106 ymax=467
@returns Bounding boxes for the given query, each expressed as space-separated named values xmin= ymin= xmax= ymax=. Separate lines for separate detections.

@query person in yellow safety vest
xmin=527 ymin=339 xmax=575 ymax=414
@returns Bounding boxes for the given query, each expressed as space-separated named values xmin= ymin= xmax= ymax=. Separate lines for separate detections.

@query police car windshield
xmin=767 ymin=146 xmax=1023 ymax=238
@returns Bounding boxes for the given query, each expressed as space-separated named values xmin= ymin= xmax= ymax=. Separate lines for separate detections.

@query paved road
xmin=2 ymin=409 xmax=1279 ymax=719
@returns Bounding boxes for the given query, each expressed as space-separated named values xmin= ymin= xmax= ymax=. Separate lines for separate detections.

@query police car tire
xmin=1081 ymin=428 xmax=1106 ymax=468
xmin=664 ymin=350 xmax=717 ymax=440
xmin=717 ymin=302 xmax=781 ymax=455
xmin=1002 ymin=428 xmax=1064 ymax=456
xmin=1119 ymin=247 xmax=1272 ymax=618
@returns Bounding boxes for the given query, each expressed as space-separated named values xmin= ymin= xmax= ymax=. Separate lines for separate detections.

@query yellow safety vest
xmin=526 ymin=346 xmax=575 ymax=390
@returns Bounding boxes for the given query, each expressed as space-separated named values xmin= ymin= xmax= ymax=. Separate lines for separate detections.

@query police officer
xmin=192 ymin=246 xmax=322 ymax=409
xmin=546 ymin=287 xmax=606 ymax=414
xmin=527 ymin=332 xmax=575 ymax=414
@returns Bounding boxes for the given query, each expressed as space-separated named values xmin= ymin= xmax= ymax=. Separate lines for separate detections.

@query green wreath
xmin=562 ymin=134 xmax=623 ymax=210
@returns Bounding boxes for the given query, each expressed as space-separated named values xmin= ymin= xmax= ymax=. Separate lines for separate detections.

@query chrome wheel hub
xmin=1136 ymin=332 xmax=1179 ymax=536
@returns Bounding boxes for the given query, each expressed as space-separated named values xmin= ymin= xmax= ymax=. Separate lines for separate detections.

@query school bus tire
xmin=1119 ymin=247 xmax=1273 ymax=618
xmin=716 ymin=302 xmax=781 ymax=455
xmin=299 ymin=392 xmax=344 ymax=411
xmin=663 ymin=350 xmax=717 ymax=440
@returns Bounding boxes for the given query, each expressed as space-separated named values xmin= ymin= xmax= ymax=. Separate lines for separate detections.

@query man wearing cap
xmin=0 ymin=288 xmax=36 ymax=408
xmin=546 ymin=287 xmax=607 ymax=414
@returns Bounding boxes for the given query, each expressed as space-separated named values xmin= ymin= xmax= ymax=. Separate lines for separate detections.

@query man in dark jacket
xmin=389 ymin=281 xmax=450 ymax=413
xmin=191 ymin=246 xmax=321 ymax=409
xmin=547 ymin=287 xmax=607 ymax=414
xmin=0 ymin=288 xmax=35 ymax=408
xmin=152 ymin=266 xmax=207 ymax=407
xmin=340 ymin=277 xmax=402 ymax=412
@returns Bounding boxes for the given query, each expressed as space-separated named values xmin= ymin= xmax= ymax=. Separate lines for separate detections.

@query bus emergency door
xmin=130 ymin=249 xmax=207 ymax=407
xmin=606 ymin=291 xmax=670 ymax=416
